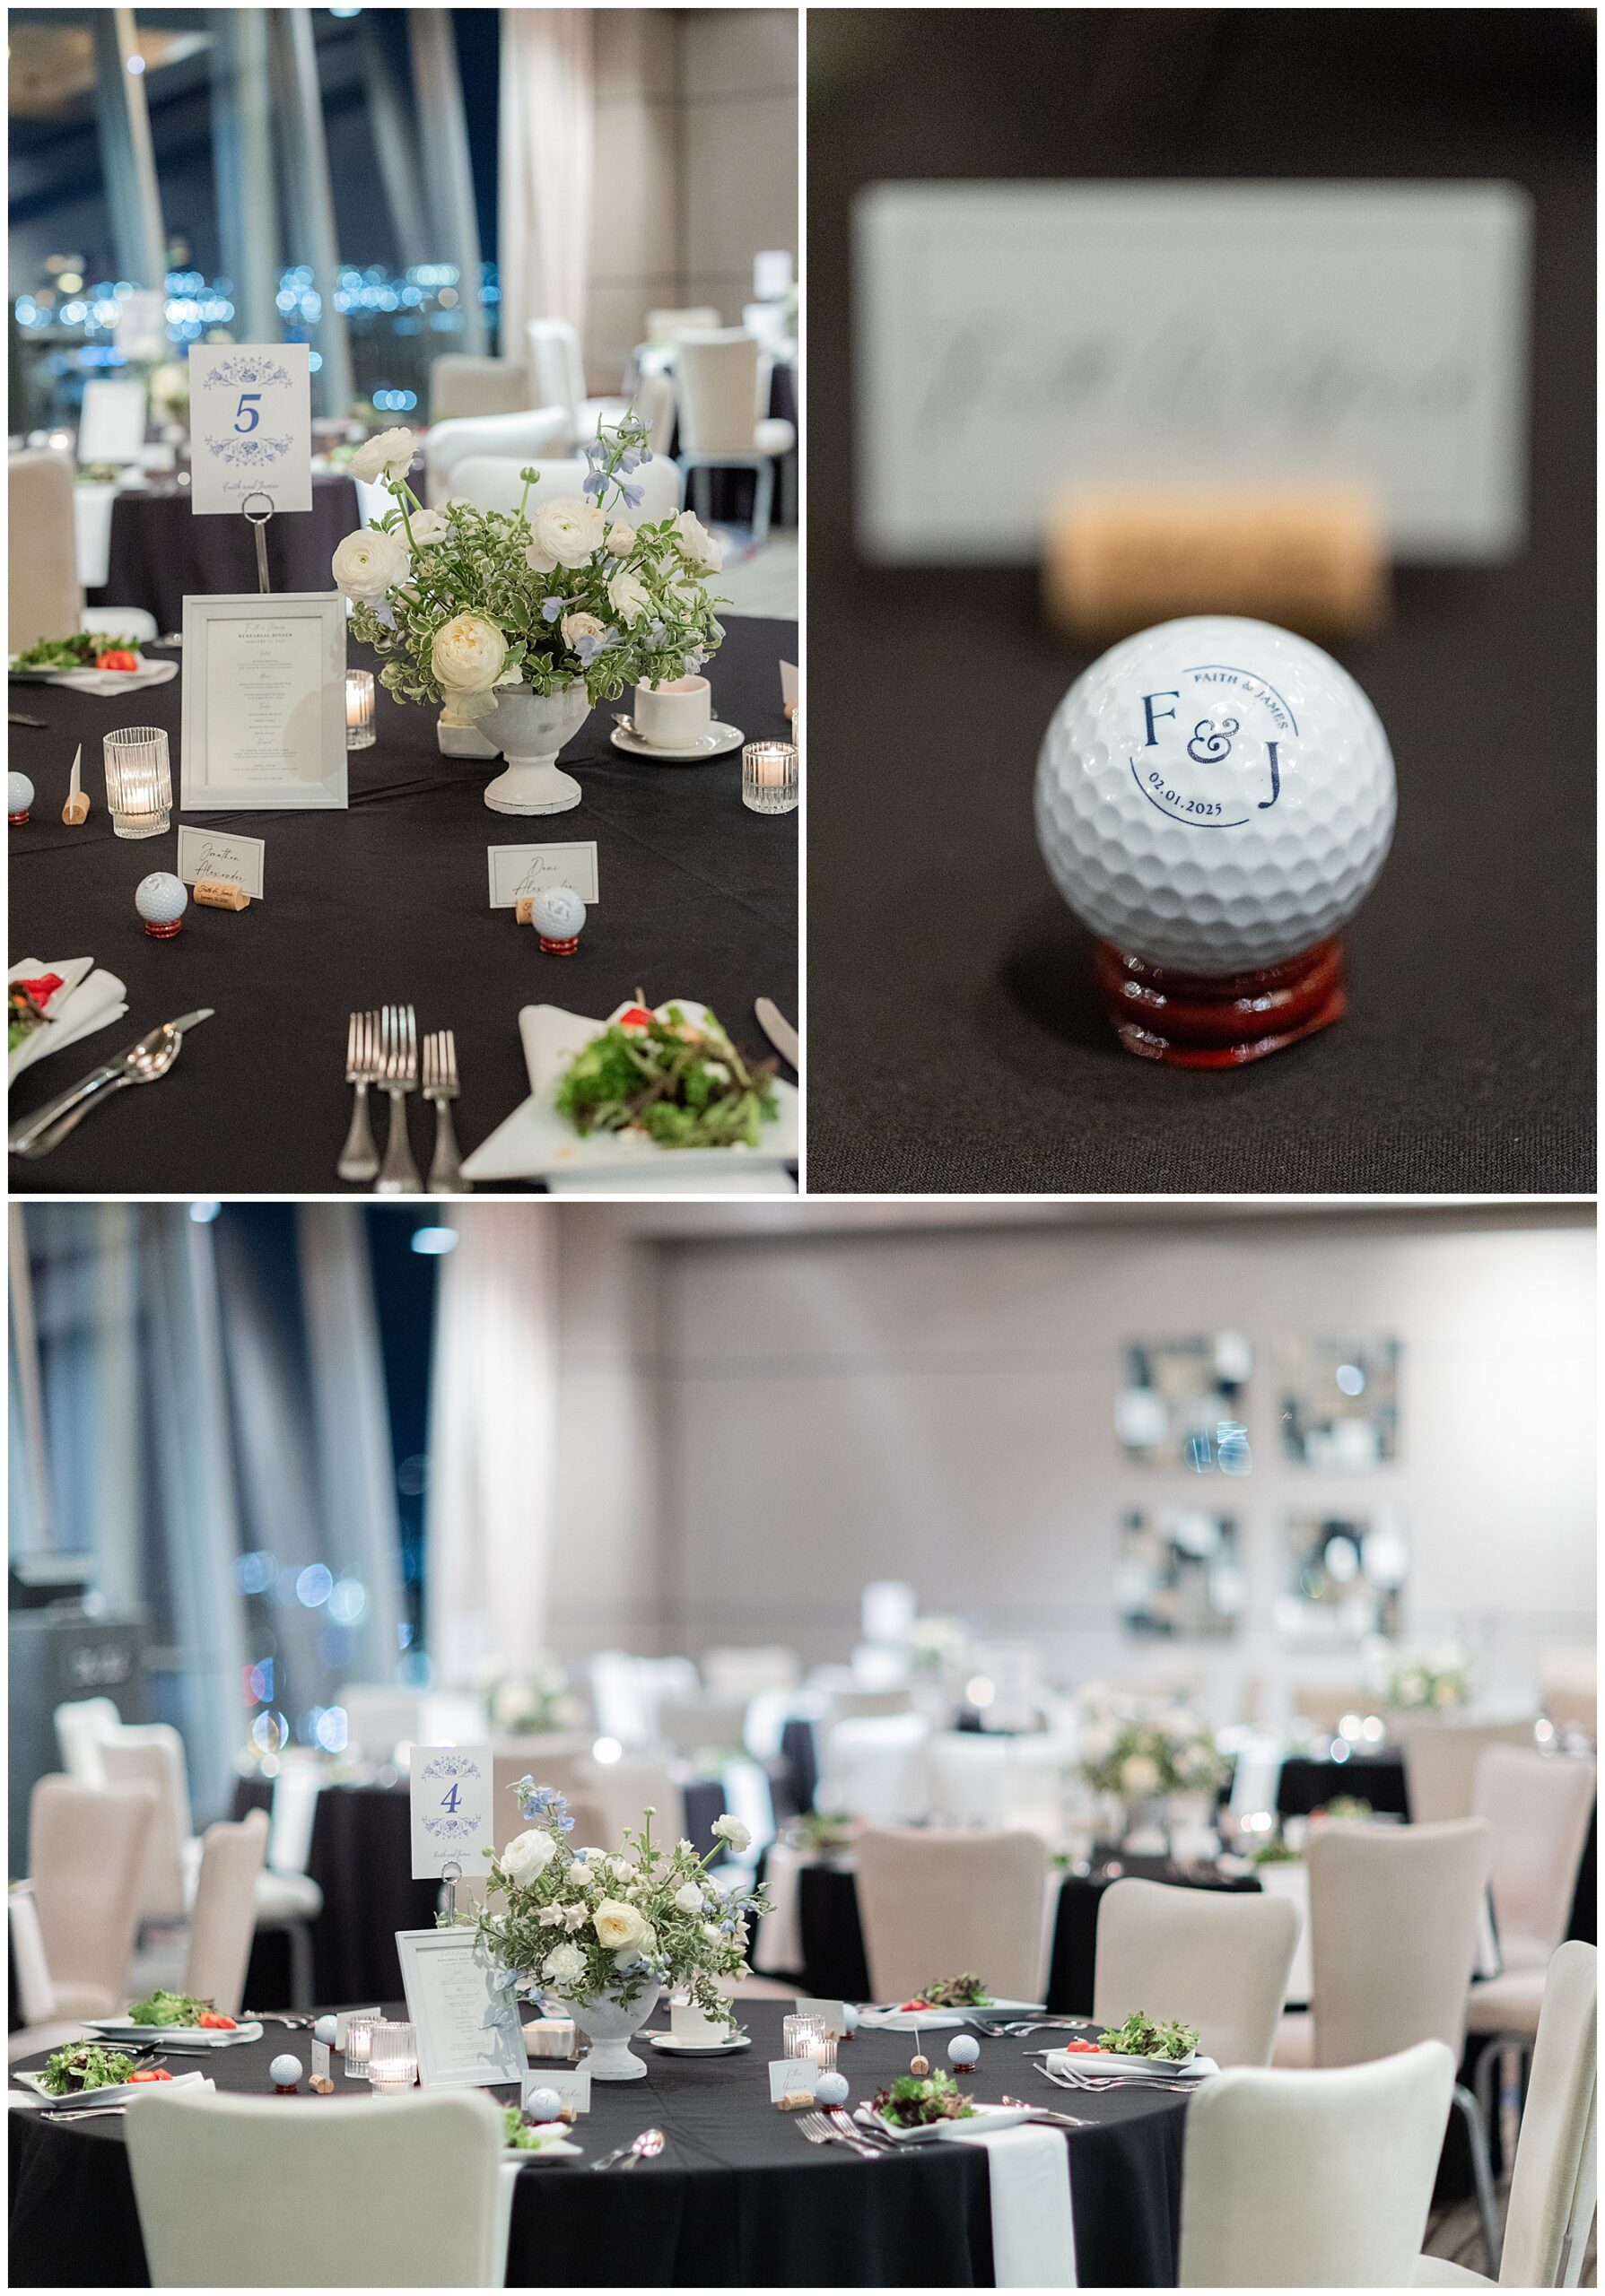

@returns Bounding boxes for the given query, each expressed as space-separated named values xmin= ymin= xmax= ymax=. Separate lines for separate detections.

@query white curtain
xmin=424 ymin=1208 xmax=559 ymax=1687
xmin=497 ymin=9 xmax=596 ymax=352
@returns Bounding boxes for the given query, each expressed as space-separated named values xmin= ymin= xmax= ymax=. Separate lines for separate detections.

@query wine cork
xmin=515 ymin=896 xmax=536 ymax=926
xmin=62 ymin=793 xmax=91 ymax=826
xmin=194 ymin=876 xmax=250 ymax=911
xmin=1043 ymin=487 xmax=1388 ymax=641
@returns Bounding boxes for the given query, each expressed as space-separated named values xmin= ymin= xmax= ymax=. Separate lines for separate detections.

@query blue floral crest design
xmin=204 ymin=355 xmax=293 ymax=389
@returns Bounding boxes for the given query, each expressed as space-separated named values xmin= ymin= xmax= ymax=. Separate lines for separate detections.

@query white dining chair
xmin=9 ymin=449 xmax=81 ymax=650
xmin=855 ymin=1824 xmax=1050 ymax=2004
xmin=1275 ymin=1817 xmax=1502 ymax=2272
xmin=702 ymin=1646 xmax=802 ymax=1703
xmin=526 ymin=317 xmax=630 ymax=450
xmin=1287 ymin=1679 xmax=1379 ymax=1735
xmin=100 ymin=1726 xmax=193 ymax=1922
xmin=423 ymin=404 xmax=572 ymax=501
xmin=1540 ymin=1648 xmax=1596 ymax=1744
xmin=644 ymin=305 xmax=721 ymax=344
xmin=126 ymin=2085 xmax=506 ymax=2285
xmin=29 ymin=1774 xmax=157 ymax=2019
xmin=1417 ymin=1940 xmax=1597 ymax=2289
xmin=1180 ymin=2040 xmax=1457 ymax=2285
xmin=447 ymin=451 xmax=683 ymax=529
xmin=182 ymin=1809 xmax=268 ymax=2017
xmin=1095 ymin=1877 xmax=1299 ymax=2067
xmin=657 ymin=1695 xmax=751 ymax=1762
xmin=53 ymin=1694 xmax=122 ymax=1783
xmin=337 ymin=1685 xmax=426 ymax=1764
xmin=428 ymin=351 xmax=533 ymax=422
xmin=1400 ymin=1715 xmax=1540 ymax=1824
xmin=673 ymin=331 xmax=796 ymax=546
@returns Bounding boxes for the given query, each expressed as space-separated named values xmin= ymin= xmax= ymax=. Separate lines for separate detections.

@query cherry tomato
xmin=197 ymin=2013 xmax=237 ymax=2030
xmin=897 ymin=2000 xmax=929 ymax=2013
xmin=129 ymin=2067 xmax=173 ymax=2082
xmin=618 ymin=1006 xmax=654 ymax=1030
xmin=94 ymin=649 xmax=141 ymax=673
xmin=1066 ymin=2039 xmax=1103 ymax=2052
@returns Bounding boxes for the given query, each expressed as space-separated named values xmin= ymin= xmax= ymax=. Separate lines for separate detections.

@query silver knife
xmin=9 ymin=1010 xmax=214 ymax=1158
xmin=754 ymin=998 xmax=798 ymax=1070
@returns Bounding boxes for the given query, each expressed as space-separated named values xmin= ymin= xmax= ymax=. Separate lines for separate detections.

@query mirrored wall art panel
xmin=1118 ymin=1509 xmax=1246 ymax=1638
xmin=1277 ymin=1337 xmax=1400 ymax=1467
xmin=1116 ymin=1335 xmax=1252 ymax=1474
xmin=1276 ymin=1512 xmax=1407 ymax=1641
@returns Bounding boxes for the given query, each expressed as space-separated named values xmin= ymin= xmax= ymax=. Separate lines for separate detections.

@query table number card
xmin=180 ymin=593 xmax=346 ymax=811
xmin=188 ymin=342 xmax=312 ymax=516
xmin=487 ymin=841 xmax=600 ymax=910
xmin=397 ymin=1927 xmax=527 ymax=2091
xmin=408 ymin=1744 xmax=493 ymax=1881
xmin=855 ymin=181 xmax=1531 ymax=563
xmin=175 ymin=827 xmax=266 ymax=899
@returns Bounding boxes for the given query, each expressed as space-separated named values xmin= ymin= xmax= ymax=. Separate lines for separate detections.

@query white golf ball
xmin=1035 ymin=616 xmax=1395 ymax=976
xmin=8 ymin=771 xmax=34 ymax=815
xmin=947 ymin=2032 xmax=981 ymax=2067
xmin=815 ymin=2069 xmax=850 ymax=2107
xmin=269 ymin=2054 xmax=302 ymax=2087
xmin=135 ymin=873 xmax=188 ymax=926
xmin=523 ymin=2086 xmax=563 ymax=2124
xmin=530 ymin=884 xmax=586 ymax=940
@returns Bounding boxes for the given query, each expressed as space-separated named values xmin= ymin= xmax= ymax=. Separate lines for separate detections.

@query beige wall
xmin=584 ymin=7 xmax=798 ymax=387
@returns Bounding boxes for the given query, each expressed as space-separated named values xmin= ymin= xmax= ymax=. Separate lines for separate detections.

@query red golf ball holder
xmin=1094 ymin=935 xmax=1347 ymax=1068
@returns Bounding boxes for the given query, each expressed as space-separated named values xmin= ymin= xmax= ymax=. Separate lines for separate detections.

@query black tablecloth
xmin=806 ymin=11 xmax=1594 ymax=1192
xmin=86 ymin=474 xmax=362 ymax=634
xmin=1275 ymin=1751 xmax=1410 ymax=1819
xmin=8 ymin=1999 xmax=1189 ymax=2288
xmin=8 ymin=615 xmax=797 ymax=1191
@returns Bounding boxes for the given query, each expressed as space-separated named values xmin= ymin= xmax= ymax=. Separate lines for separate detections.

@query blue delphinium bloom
xmin=541 ymin=597 xmax=564 ymax=622
xmin=581 ymin=470 xmax=606 ymax=499
xmin=519 ymin=1783 xmax=572 ymax=1826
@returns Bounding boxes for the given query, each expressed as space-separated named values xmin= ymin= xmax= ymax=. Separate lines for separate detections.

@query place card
xmin=795 ymin=1998 xmax=851 ymax=2038
xmin=769 ymin=2057 xmax=819 ymax=2106
xmin=397 ymin=1927 xmax=527 ymax=2091
xmin=855 ymin=180 xmax=1531 ymax=564
xmin=188 ymin=342 xmax=312 ymax=516
xmin=310 ymin=2038 xmax=332 ymax=2085
xmin=335 ymin=2006 xmax=382 ymax=2050
xmin=409 ymin=1744 xmax=493 ymax=1880
xmin=525 ymin=2066 xmax=591 ymax=2115
xmin=176 ymin=826 xmax=266 ymax=900
xmin=78 ymin=378 xmax=148 ymax=466
xmin=180 ymin=593 xmax=346 ymax=811
xmin=487 ymin=841 xmax=600 ymax=910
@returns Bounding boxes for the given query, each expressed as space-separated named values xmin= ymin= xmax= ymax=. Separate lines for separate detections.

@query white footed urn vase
xmin=547 ymin=1980 xmax=662 ymax=2082
xmin=481 ymin=683 xmax=593 ymax=815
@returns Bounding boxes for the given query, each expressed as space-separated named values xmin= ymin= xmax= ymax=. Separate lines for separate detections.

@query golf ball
xmin=269 ymin=2054 xmax=302 ymax=2088
xmin=524 ymin=2086 xmax=563 ymax=2124
xmin=815 ymin=2070 xmax=850 ymax=2107
xmin=135 ymin=872 xmax=188 ymax=926
xmin=8 ymin=771 xmax=34 ymax=817
xmin=1035 ymin=616 xmax=1395 ymax=976
xmin=530 ymin=884 xmax=586 ymax=941
xmin=947 ymin=2033 xmax=981 ymax=2067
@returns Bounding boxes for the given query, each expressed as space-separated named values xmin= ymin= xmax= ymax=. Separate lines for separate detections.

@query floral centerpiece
xmin=475 ymin=1655 xmax=583 ymax=1736
xmin=469 ymin=1779 xmax=766 ymax=2080
xmin=1077 ymin=1691 xmax=1228 ymax=1844
xmin=1367 ymin=1638 xmax=1472 ymax=1712
xmin=331 ymin=415 xmax=725 ymax=815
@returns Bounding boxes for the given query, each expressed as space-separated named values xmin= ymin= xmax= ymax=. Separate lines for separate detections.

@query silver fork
xmin=798 ymin=2110 xmax=880 ymax=2159
xmin=422 ymin=1029 xmax=467 ymax=1194
xmin=375 ymin=1004 xmax=422 ymax=1195
xmin=338 ymin=1010 xmax=382 ymax=1183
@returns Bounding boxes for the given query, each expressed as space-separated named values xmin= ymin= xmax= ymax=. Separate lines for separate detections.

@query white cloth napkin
xmin=941 ymin=2120 xmax=1077 ymax=2287
xmin=48 ymin=657 xmax=177 ymax=696
xmin=7 ymin=958 xmax=129 ymax=1084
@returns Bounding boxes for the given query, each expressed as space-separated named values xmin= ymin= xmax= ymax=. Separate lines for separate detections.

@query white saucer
xmin=646 ymin=2031 xmax=752 ymax=2056
xmin=610 ymin=720 xmax=744 ymax=762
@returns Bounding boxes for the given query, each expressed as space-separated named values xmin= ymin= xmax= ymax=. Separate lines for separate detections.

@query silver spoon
xmin=10 ymin=1012 xmax=214 ymax=1158
xmin=618 ymin=2127 xmax=664 ymax=2170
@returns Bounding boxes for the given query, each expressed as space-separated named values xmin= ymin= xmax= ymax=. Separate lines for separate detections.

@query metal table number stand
xmin=242 ymin=492 xmax=275 ymax=593
xmin=439 ymin=1858 xmax=462 ymax=1926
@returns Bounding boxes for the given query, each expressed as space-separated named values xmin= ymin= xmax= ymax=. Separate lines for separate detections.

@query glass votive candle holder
xmin=103 ymin=726 xmax=172 ymax=839
xmin=742 ymin=740 xmax=798 ymax=815
xmin=346 ymin=668 xmax=375 ymax=749
xmin=369 ymin=2019 xmax=418 ymax=2095
xmin=344 ymin=2013 xmax=377 ymax=2081
xmin=782 ymin=2012 xmax=825 ymax=2063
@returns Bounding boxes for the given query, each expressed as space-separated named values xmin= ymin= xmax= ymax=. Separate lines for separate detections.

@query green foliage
xmin=870 ymin=2069 xmax=977 ymax=2126
xmin=126 ymin=1990 xmax=211 ymax=2026
xmin=1097 ymin=2010 xmax=1199 ymax=2061
xmin=554 ymin=1003 xmax=779 ymax=1151
xmin=41 ymin=2042 xmax=136 ymax=2094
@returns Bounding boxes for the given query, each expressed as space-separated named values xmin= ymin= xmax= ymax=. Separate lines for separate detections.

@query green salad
xmin=870 ymin=2069 xmax=978 ymax=2129
xmin=555 ymin=1000 xmax=779 ymax=1150
xmin=10 ymin=631 xmax=142 ymax=673
xmin=40 ymin=2042 xmax=137 ymax=2094
xmin=502 ymin=2105 xmax=567 ymax=2152
xmin=127 ymin=1989 xmax=211 ymax=2027
xmin=1098 ymin=2011 xmax=1199 ymax=2062
xmin=923 ymin=1973 xmax=992 ymax=2008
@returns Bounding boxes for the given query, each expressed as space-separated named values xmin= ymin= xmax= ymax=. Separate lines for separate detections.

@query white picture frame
xmin=396 ymin=1927 xmax=528 ymax=2092
xmin=78 ymin=378 xmax=148 ymax=467
xmin=179 ymin=592 xmax=347 ymax=812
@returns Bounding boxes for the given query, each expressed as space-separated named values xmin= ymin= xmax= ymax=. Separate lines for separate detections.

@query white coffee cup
xmin=634 ymin=675 xmax=712 ymax=748
xmin=670 ymin=2000 xmax=731 ymax=2047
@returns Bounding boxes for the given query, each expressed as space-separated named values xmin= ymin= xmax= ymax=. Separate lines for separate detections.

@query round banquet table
xmin=8 ymin=1999 xmax=1191 ymax=2288
xmin=83 ymin=473 xmax=363 ymax=633
xmin=7 ymin=614 xmax=797 ymax=1193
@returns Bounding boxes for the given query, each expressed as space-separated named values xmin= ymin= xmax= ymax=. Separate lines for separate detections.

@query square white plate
xmin=860 ymin=2000 xmax=1043 ymax=2032
xmin=1045 ymin=2046 xmax=1215 ymax=2080
xmin=82 ymin=2019 xmax=263 ymax=2048
xmin=863 ymin=2101 xmax=1035 ymax=2145
xmin=13 ymin=2067 xmax=214 ymax=2109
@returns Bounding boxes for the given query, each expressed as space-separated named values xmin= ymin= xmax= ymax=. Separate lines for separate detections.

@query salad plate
xmin=1045 ymin=2045 xmax=1211 ymax=2080
xmin=610 ymin=720 xmax=744 ymax=762
xmin=860 ymin=2102 xmax=1035 ymax=2145
xmin=646 ymin=2031 xmax=752 ymax=2056
xmin=82 ymin=2018 xmax=262 ymax=2048
xmin=860 ymin=1999 xmax=1042 ymax=2032
xmin=461 ymin=1000 xmax=798 ymax=1187
xmin=13 ymin=2066 xmax=214 ymax=2109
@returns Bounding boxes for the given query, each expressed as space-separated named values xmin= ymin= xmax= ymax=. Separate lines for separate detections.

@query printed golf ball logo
xmin=1131 ymin=664 xmax=1297 ymax=830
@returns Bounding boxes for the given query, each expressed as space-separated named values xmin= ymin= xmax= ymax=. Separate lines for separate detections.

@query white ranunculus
xmin=671 ymin=508 xmax=723 ymax=572
xmin=537 ymin=1904 xmax=563 ymax=1928
xmin=350 ymin=425 xmax=418 ymax=484
xmin=502 ymin=1828 xmax=559 ymax=1885
xmin=711 ymin=1814 xmax=751 ymax=1854
xmin=542 ymin=1942 xmax=586 ymax=1988
xmin=331 ymin=526 xmax=408 ymax=601
xmin=563 ymin=1902 xmax=589 ymax=1932
xmin=593 ymin=1899 xmax=648 ymax=1953
xmin=606 ymin=520 xmax=637 ymax=555
xmin=525 ymin=496 xmax=605 ymax=573
xmin=607 ymin=570 xmax=650 ymax=623
xmin=674 ymin=1883 xmax=703 ymax=1914
xmin=561 ymin=610 xmax=606 ymax=652
xmin=406 ymin=506 xmax=451 ymax=546
xmin=432 ymin=612 xmax=507 ymax=697
xmin=1120 ymin=1752 xmax=1161 ymax=1799
xmin=566 ymin=1860 xmax=592 ymax=1887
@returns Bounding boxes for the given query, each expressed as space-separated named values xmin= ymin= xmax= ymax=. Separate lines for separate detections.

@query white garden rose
xmin=711 ymin=1814 xmax=751 ymax=1854
xmin=671 ymin=509 xmax=723 ymax=572
xmin=331 ymin=526 xmax=409 ymax=601
xmin=606 ymin=520 xmax=637 ymax=555
xmin=431 ymin=612 xmax=507 ymax=697
xmin=1120 ymin=1752 xmax=1161 ymax=1799
xmin=561 ymin=611 xmax=606 ymax=652
xmin=593 ymin=1899 xmax=648 ymax=1953
xmin=525 ymin=496 xmax=605 ymax=572
xmin=502 ymin=1827 xmax=559 ymax=1885
xmin=542 ymin=1942 xmax=586 ymax=1988
xmin=674 ymin=1883 xmax=703 ymax=1914
xmin=406 ymin=506 xmax=451 ymax=546
xmin=607 ymin=570 xmax=650 ymax=624
xmin=350 ymin=425 xmax=418 ymax=484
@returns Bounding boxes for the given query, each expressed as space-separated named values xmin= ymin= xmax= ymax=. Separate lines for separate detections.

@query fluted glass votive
xmin=742 ymin=740 xmax=798 ymax=815
xmin=782 ymin=2012 xmax=825 ymax=2063
xmin=345 ymin=668 xmax=375 ymax=750
xmin=345 ymin=2014 xmax=377 ymax=2081
xmin=104 ymin=726 xmax=172 ymax=839
xmin=369 ymin=2018 xmax=418 ymax=2095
